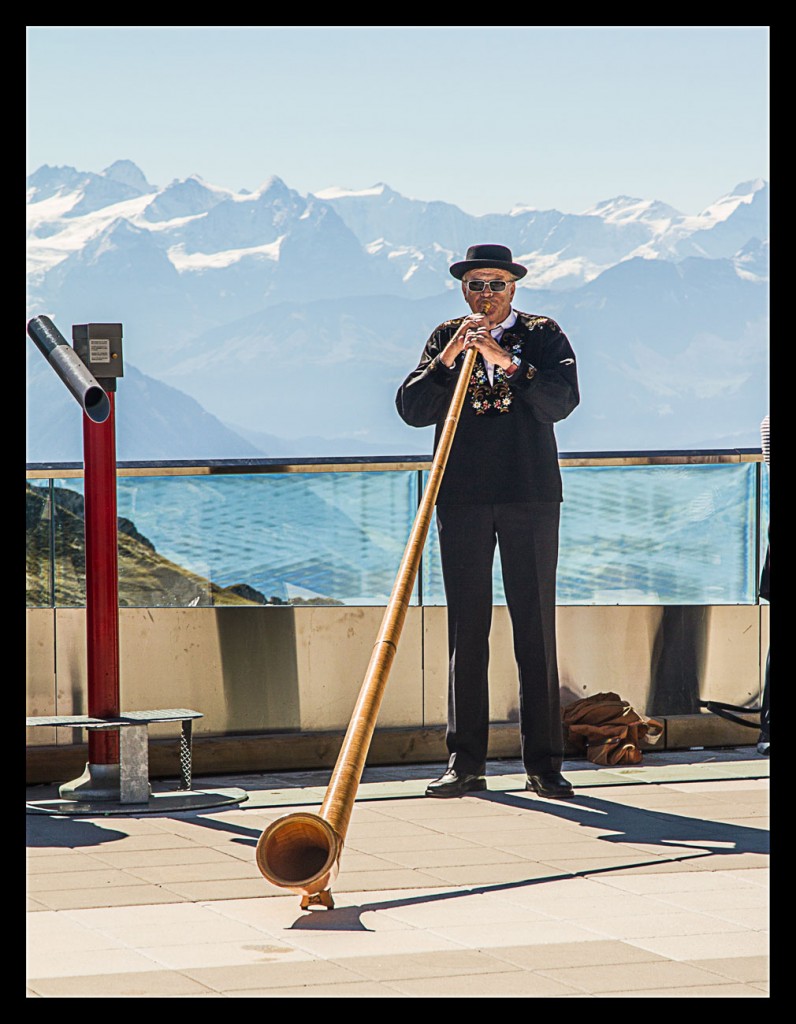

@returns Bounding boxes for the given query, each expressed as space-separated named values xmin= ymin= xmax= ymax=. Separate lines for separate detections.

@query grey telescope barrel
xmin=27 ymin=315 xmax=111 ymax=423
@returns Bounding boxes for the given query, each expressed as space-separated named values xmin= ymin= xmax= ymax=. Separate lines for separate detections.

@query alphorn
xmin=255 ymin=308 xmax=488 ymax=910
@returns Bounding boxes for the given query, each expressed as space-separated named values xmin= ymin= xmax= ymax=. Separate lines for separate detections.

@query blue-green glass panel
xmin=422 ymin=463 xmax=759 ymax=606
xmin=558 ymin=463 xmax=758 ymax=605
xmin=112 ymin=471 xmax=419 ymax=607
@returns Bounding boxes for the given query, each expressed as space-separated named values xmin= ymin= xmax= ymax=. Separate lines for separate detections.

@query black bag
xmin=699 ymin=699 xmax=762 ymax=730
xmin=700 ymin=537 xmax=769 ymax=751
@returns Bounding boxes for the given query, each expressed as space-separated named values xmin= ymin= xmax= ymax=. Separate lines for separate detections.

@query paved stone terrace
xmin=26 ymin=747 xmax=770 ymax=998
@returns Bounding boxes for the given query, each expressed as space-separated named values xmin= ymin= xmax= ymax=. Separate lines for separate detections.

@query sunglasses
xmin=466 ymin=280 xmax=512 ymax=292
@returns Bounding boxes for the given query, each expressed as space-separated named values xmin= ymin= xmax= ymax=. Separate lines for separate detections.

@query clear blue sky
xmin=26 ymin=25 xmax=769 ymax=217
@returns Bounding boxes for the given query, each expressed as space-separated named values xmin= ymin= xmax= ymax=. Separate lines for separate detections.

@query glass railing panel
xmin=31 ymin=477 xmax=164 ymax=608
xmin=422 ymin=462 xmax=761 ymax=606
xmin=108 ymin=470 xmax=419 ymax=607
xmin=25 ymin=479 xmax=55 ymax=607
xmin=44 ymin=477 xmax=88 ymax=607
xmin=557 ymin=463 xmax=759 ymax=605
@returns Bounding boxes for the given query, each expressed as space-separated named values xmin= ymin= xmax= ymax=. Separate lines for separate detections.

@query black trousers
xmin=435 ymin=501 xmax=564 ymax=776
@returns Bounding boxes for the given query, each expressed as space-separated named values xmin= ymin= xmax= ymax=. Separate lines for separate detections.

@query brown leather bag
xmin=562 ymin=692 xmax=664 ymax=766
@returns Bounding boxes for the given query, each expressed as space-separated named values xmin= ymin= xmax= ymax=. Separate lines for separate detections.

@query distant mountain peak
xmin=509 ymin=202 xmax=542 ymax=216
xmin=595 ymin=194 xmax=644 ymax=205
xmin=313 ymin=183 xmax=390 ymax=200
xmin=254 ymin=174 xmax=291 ymax=197
xmin=26 ymin=164 xmax=91 ymax=204
xmin=583 ymin=195 xmax=682 ymax=223
xmin=730 ymin=178 xmax=767 ymax=197
xmin=102 ymin=160 xmax=155 ymax=194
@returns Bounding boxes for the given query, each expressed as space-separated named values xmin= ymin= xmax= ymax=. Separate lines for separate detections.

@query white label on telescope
xmin=89 ymin=338 xmax=111 ymax=363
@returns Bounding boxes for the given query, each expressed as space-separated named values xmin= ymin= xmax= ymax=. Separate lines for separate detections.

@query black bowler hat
xmin=449 ymin=243 xmax=527 ymax=280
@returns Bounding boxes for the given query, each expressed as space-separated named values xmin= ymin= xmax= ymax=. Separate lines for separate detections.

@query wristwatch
xmin=505 ymin=354 xmax=522 ymax=377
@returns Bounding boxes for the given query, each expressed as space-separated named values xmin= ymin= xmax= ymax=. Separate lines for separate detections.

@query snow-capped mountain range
xmin=26 ymin=160 xmax=769 ymax=461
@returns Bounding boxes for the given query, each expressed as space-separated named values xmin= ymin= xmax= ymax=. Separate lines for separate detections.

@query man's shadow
xmin=287 ymin=786 xmax=768 ymax=931
xmin=486 ymin=787 xmax=768 ymax=854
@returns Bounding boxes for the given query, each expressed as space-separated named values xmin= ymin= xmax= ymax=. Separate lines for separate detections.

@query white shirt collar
xmin=490 ymin=307 xmax=518 ymax=335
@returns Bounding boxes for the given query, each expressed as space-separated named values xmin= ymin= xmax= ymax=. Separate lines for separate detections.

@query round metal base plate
xmin=25 ymin=788 xmax=248 ymax=816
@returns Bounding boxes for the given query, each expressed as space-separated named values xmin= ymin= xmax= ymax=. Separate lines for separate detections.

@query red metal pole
xmin=82 ymin=391 xmax=120 ymax=765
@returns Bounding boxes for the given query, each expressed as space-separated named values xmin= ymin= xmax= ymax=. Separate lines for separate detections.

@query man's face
xmin=462 ymin=268 xmax=516 ymax=322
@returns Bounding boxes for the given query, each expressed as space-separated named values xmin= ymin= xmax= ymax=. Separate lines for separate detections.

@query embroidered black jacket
xmin=395 ymin=311 xmax=580 ymax=505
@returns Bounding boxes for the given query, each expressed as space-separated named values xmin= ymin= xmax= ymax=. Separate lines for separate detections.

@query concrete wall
xmin=26 ymin=603 xmax=768 ymax=754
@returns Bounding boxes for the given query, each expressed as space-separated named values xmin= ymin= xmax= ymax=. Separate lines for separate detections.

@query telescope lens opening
xmin=83 ymin=386 xmax=111 ymax=423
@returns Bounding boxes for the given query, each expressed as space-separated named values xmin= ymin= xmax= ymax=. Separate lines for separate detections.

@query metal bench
xmin=25 ymin=708 xmax=203 ymax=803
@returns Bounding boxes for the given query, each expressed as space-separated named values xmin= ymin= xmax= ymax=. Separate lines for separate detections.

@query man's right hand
xmin=440 ymin=314 xmax=485 ymax=368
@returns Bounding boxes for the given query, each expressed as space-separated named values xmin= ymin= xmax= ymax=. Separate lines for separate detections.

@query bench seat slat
xmin=26 ymin=709 xmax=203 ymax=728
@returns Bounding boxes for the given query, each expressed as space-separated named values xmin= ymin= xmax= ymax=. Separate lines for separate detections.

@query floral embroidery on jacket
xmin=468 ymin=337 xmax=523 ymax=414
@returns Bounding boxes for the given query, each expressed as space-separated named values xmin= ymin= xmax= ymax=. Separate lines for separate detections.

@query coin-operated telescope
xmin=26 ymin=314 xmax=115 ymax=422
xmin=27 ymin=315 xmax=125 ymax=801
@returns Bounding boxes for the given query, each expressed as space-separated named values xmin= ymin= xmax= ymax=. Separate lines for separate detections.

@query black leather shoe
xmin=526 ymin=771 xmax=574 ymax=799
xmin=425 ymin=769 xmax=487 ymax=798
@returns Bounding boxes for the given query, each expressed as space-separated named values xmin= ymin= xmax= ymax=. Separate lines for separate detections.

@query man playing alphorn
xmin=396 ymin=243 xmax=580 ymax=799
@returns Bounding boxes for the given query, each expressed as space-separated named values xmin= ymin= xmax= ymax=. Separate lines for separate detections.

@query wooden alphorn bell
xmin=255 ymin=307 xmax=488 ymax=910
